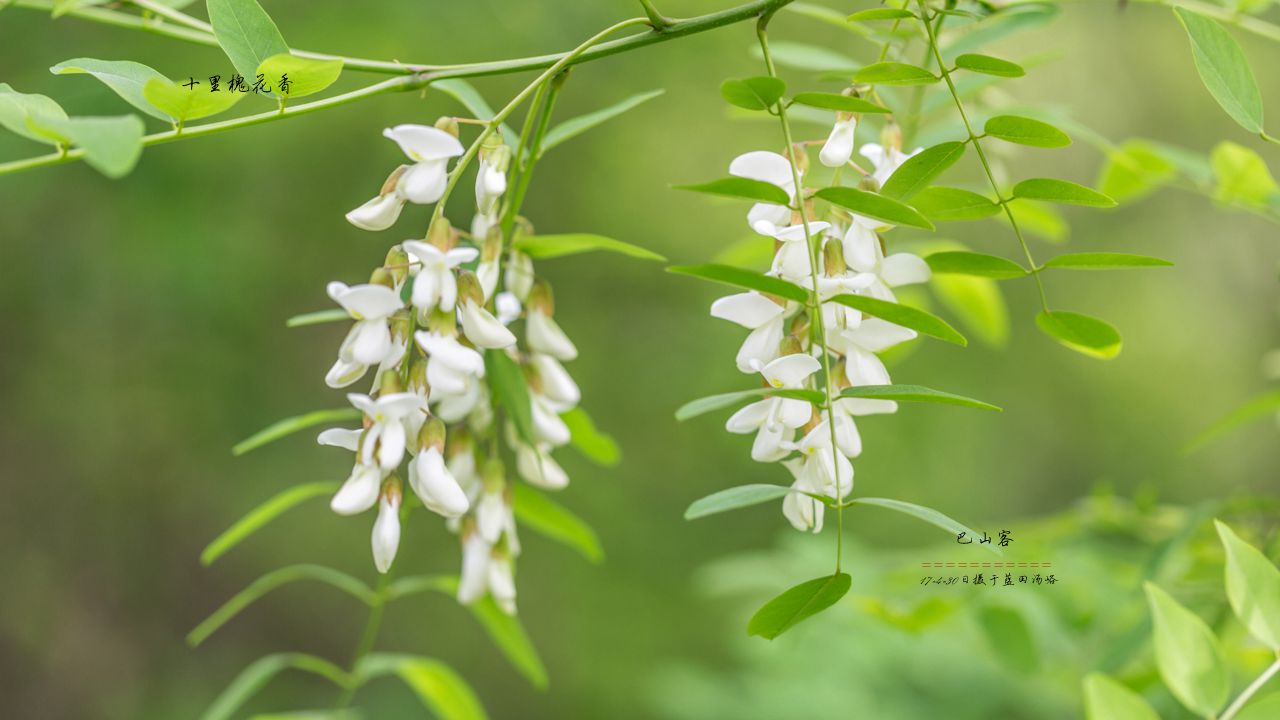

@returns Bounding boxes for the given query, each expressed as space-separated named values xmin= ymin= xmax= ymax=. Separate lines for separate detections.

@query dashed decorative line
xmin=919 ymin=562 xmax=1052 ymax=568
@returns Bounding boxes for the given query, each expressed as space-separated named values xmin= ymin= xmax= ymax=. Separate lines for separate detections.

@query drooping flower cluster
xmin=713 ymin=126 xmax=930 ymax=532
xmin=316 ymin=119 xmax=582 ymax=615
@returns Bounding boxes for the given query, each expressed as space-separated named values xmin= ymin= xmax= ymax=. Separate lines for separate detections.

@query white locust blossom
xmin=769 ymin=221 xmax=830 ymax=282
xmin=346 ymin=124 xmax=465 ymax=230
xmin=403 ymin=240 xmax=478 ymax=314
xmin=371 ymin=480 xmax=402 ymax=573
xmin=710 ymin=291 xmax=787 ymax=374
xmin=781 ymin=422 xmax=855 ymax=532
xmin=457 ymin=532 xmax=517 ymax=614
xmin=860 ymin=142 xmax=922 ymax=189
xmin=829 ymin=319 xmax=918 ymax=387
xmin=724 ymin=353 xmax=822 ymax=462
xmin=415 ymin=330 xmax=484 ymax=399
xmin=408 ymin=421 xmax=470 ymax=519
xmin=348 ymin=391 xmax=424 ymax=471
xmin=819 ymin=114 xmax=857 ymax=168
xmin=841 ymin=225 xmax=931 ymax=303
xmin=325 ymin=281 xmax=404 ymax=389
xmin=729 ymin=150 xmax=799 ymax=236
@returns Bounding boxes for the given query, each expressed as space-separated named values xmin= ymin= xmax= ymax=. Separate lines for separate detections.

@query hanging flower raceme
xmin=346 ymin=120 xmax=466 ymax=231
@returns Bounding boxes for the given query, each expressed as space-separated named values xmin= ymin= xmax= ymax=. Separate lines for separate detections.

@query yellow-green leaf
xmin=143 ymin=78 xmax=245 ymax=123
xmin=256 ymin=53 xmax=344 ymax=99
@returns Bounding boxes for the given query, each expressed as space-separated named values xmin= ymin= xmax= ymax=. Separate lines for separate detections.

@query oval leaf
xmin=954 ymin=53 xmax=1026 ymax=78
xmin=0 ymin=83 xmax=68 ymax=145
xmin=1083 ymin=673 xmax=1160 ymax=720
xmin=256 ymin=53 xmax=343 ymax=99
xmin=674 ymin=176 xmax=791 ymax=205
xmin=984 ymin=115 xmax=1071 ymax=148
xmin=37 ymin=115 xmax=145 ymax=178
xmin=233 ymin=407 xmax=361 ymax=455
xmin=720 ymin=76 xmax=786 ymax=111
xmin=675 ymin=386 xmax=823 ymax=422
xmin=512 ymin=483 xmax=603 ymax=564
xmin=667 ymin=264 xmax=808 ymax=303
xmin=201 ymin=482 xmax=340 ymax=565
xmin=790 ymin=92 xmax=890 ymax=114
xmin=207 ymin=0 xmax=291 ymax=80
xmin=1013 ymin=178 xmax=1116 ymax=207
xmin=1144 ymin=582 xmax=1229 ymax=718
xmin=560 ymin=407 xmax=621 ymax=466
xmin=911 ymin=186 xmax=1001 ymax=222
xmin=200 ymin=653 xmax=351 ymax=720
xmin=978 ymin=605 xmax=1039 ymax=673
xmin=839 ymin=384 xmax=1000 ymax=411
xmin=1035 ymin=310 xmax=1122 ymax=359
xmin=852 ymin=497 xmax=1000 ymax=555
xmin=1174 ymin=8 xmax=1264 ymax=134
xmin=814 ymin=186 xmax=934 ymax=229
xmin=926 ymin=251 xmax=1026 ymax=279
xmin=143 ymin=78 xmax=245 ymax=123
xmin=685 ymin=484 xmax=794 ymax=520
xmin=512 ymin=233 xmax=665 ymax=261
xmin=748 ymin=573 xmax=851 ymax=640
xmin=853 ymin=62 xmax=938 ymax=86
xmin=827 ymin=294 xmax=966 ymax=345
xmin=1041 ymin=252 xmax=1173 ymax=270
xmin=541 ymin=89 xmax=664 ymax=154
xmin=1215 ymin=520 xmax=1280 ymax=650
xmin=357 ymin=655 xmax=488 ymax=720
xmin=49 ymin=58 xmax=170 ymax=120
xmin=880 ymin=141 xmax=966 ymax=200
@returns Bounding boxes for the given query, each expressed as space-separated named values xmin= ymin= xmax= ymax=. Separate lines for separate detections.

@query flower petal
xmin=761 ymin=353 xmax=822 ymax=387
xmin=880 ymin=253 xmax=931 ymax=287
xmin=346 ymin=193 xmax=406 ymax=231
xmin=397 ymin=159 xmax=449 ymax=204
xmin=317 ymin=427 xmax=362 ymax=452
xmin=729 ymin=150 xmax=794 ymax=187
xmin=710 ymin=292 xmax=784 ymax=329
xmin=460 ymin=301 xmax=517 ymax=349
xmin=383 ymin=124 xmax=464 ymax=161
xmin=526 ymin=310 xmax=577 ymax=361
xmin=410 ymin=448 xmax=470 ymax=517
xmin=330 ymin=283 xmax=401 ymax=320
xmin=331 ymin=465 xmax=380 ymax=515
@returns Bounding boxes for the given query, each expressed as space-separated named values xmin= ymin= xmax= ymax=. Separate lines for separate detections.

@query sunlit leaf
xmin=1012 ymin=178 xmax=1116 ymax=207
xmin=1144 ymin=582 xmax=1229 ymax=718
xmin=1211 ymin=141 xmax=1279 ymax=207
xmin=257 ymin=54 xmax=344 ymax=99
xmin=49 ymin=58 xmax=170 ymax=120
xmin=35 ymin=114 xmax=145 ymax=178
xmin=0 ymin=83 xmax=68 ymax=144
xmin=512 ymin=233 xmax=665 ymax=261
xmin=826 ymin=294 xmax=966 ymax=345
xmin=1173 ymin=8 xmax=1264 ymax=134
xmin=201 ymin=482 xmax=340 ymax=565
xmin=232 ymin=407 xmax=361 ymax=455
xmin=207 ymin=0 xmax=290 ymax=80
xmin=854 ymin=62 xmax=937 ymax=86
xmin=839 ymin=384 xmax=999 ymax=410
xmin=747 ymin=573 xmax=851 ymax=639
xmin=357 ymin=654 xmax=487 ymax=720
xmin=880 ymin=141 xmax=965 ymax=200
xmin=984 ymin=115 xmax=1071 ymax=148
xmin=1041 ymin=252 xmax=1173 ymax=270
xmin=932 ymin=272 xmax=1009 ymax=348
xmin=1083 ymin=673 xmax=1160 ymax=720
xmin=673 ymin=177 xmax=791 ymax=205
xmin=685 ymin=484 xmax=793 ymax=520
xmin=541 ymin=89 xmax=664 ymax=153
xmin=1097 ymin=140 xmax=1178 ymax=204
xmin=1035 ymin=310 xmax=1122 ymax=359
xmin=720 ymin=76 xmax=786 ymax=111
xmin=560 ymin=407 xmax=620 ymax=466
xmin=200 ymin=653 xmax=351 ymax=720
xmin=910 ymin=186 xmax=1000 ymax=222
xmin=511 ymin=483 xmax=603 ymax=564
xmin=814 ymin=186 xmax=934 ymax=229
xmin=954 ymin=53 xmax=1025 ymax=78
xmin=667 ymin=264 xmax=808 ymax=302
xmin=1215 ymin=520 xmax=1280 ymax=650
xmin=143 ymin=78 xmax=245 ymax=123
xmin=926 ymin=251 xmax=1026 ymax=279
xmin=675 ymin=387 xmax=822 ymax=422
xmin=1007 ymin=200 xmax=1068 ymax=243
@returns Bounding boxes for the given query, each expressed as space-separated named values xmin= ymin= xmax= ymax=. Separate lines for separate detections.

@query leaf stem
xmin=333 ymin=569 xmax=394 ymax=709
xmin=1220 ymin=656 xmax=1280 ymax=720
xmin=915 ymin=2 xmax=1050 ymax=312
xmin=639 ymin=0 xmax=676 ymax=29
xmin=502 ymin=72 xmax=567 ymax=243
xmin=757 ymin=15 xmax=845 ymax=572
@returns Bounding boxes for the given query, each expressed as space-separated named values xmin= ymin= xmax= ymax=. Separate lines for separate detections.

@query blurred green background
xmin=1 ymin=1 xmax=1277 ymax=718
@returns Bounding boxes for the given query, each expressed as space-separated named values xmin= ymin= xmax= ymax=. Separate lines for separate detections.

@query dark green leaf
xmin=720 ymin=76 xmax=786 ymax=111
xmin=911 ymin=187 xmax=1001 ymax=222
xmin=560 ymin=407 xmax=620 ymax=466
xmin=925 ymin=251 xmax=1026 ymax=279
xmin=790 ymin=92 xmax=890 ymax=114
xmin=852 ymin=497 xmax=1000 ymax=554
xmin=49 ymin=58 xmax=170 ymax=120
xmin=1012 ymin=178 xmax=1117 ymax=207
xmin=853 ymin=62 xmax=937 ymax=86
xmin=954 ymin=53 xmax=1026 ymax=78
xmin=674 ymin=387 xmax=823 ymax=422
xmin=827 ymin=294 xmax=966 ymax=345
xmin=1035 ymin=310 xmax=1122 ymax=359
xmin=233 ymin=407 xmax=361 ymax=455
xmin=207 ymin=0 xmax=291 ymax=80
xmin=541 ymin=89 xmax=664 ymax=153
xmin=667 ymin=264 xmax=808 ymax=303
xmin=188 ymin=565 xmax=373 ymax=646
xmin=511 ymin=483 xmax=603 ymax=563
xmin=685 ymin=484 xmax=794 ymax=520
xmin=201 ymin=482 xmax=340 ymax=565
xmin=880 ymin=141 xmax=966 ymax=200
xmin=512 ymin=233 xmax=665 ymax=261
xmin=1173 ymin=8 xmax=1264 ymax=134
xmin=838 ymin=384 xmax=1001 ymax=411
xmin=673 ymin=177 xmax=790 ymax=205
xmin=814 ymin=186 xmax=935 ymax=229
xmin=485 ymin=350 xmax=534 ymax=445
xmin=1041 ymin=252 xmax=1173 ymax=270
xmin=747 ymin=573 xmax=851 ymax=639
xmin=200 ymin=653 xmax=351 ymax=720
xmin=984 ymin=115 xmax=1071 ymax=148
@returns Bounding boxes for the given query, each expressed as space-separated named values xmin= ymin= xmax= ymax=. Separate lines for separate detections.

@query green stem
xmin=334 ymin=569 xmax=394 ymax=709
xmin=916 ymin=2 xmax=1049 ymax=311
xmin=639 ymin=0 xmax=676 ymax=29
xmin=502 ymin=73 xmax=567 ymax=242
xmin=1220 ymin=656 xmax=1280 ymax=720
xmin=130 ymin=0 xmax=212 ymax=33
xmin=758 ymin=16 xmax=845 ymax=572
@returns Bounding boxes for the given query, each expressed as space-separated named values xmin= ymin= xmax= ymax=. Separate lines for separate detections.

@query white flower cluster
xmin=315 ymin=120 xmax=582 ymax=615
xmin=711 ymin=130 xmax=931 ymax=533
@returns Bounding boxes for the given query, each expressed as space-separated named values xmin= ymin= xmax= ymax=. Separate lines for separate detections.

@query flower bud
xmin=425 ymin=307 xmax=458 ymax=335
xmin=384 ymin=245 xmax=410 ymax=286
xmin=427 ymin=216 xmax=455 ymax=251
xmin=388 ymin=309 xmax=412 ymax=345
xmin=408 ymin=357 xmax=429 ymax=396
xmin=369 ymin=267 xmax=395 ymax=289
xmin=823 ymin=238 xmax=847 ymax=275
xmin=457 ymin=270 xmax=485 ymax=307
xmin=418 ymin=417 xmax=447 ymax=453
xmin=779 ymin=335 xmax=803 ymax=357
xmin=858 ymin=175 xmax=881 ymax=194
xmin=527 ymin=279 xmax=554 ymax=316
xmin=434 ymin=116 xmax=460 ymax=139
xmin=378 ymin=369 xmax=404 ymax=396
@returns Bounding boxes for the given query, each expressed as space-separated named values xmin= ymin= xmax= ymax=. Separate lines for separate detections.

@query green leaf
xmin=854 ymin=62 xmax=938 ymax=86
xmin=1041 ymin=252 xmax=1173 ymax=270
xmin=826 ymin=294 xmax=966 ymax=345
xmin=880 ymin=141 xmax=966 ymax=200
xmin=847 ymin=8 xmax=915 ymax=21
xmin=674 ymin=387 xmax=822 ymax=422
xmin=667 ymin=264 xmax=808 ymax=303
xmin=983 ymin=115 xmax=1071 ymax=148
xmin=0 ymin=83 xmax=68 ymax=145
xmin=685 ymin=484 xmax=794 ymax=520
xmin=926 ymin=251 xmax=1026 ymax=279
xmin=541 ymin=89 xmax=664 ymax=154
xmin=37 ymin=115 xmax=145 ymax=178
xmin=200 ymin=653 xmax=351 ymax=720
xmin=560 ymin=407 xmax=620 ymax=466
xmin=49 ymin=58 xmax=170 ymax=121
xmin=357 ymin=655 xmax=487 ymax=720
xmin=840 ymin=384 xmax=1000 ymax=410
xmin=1173 ymin=8 xmax=1264 ymax=134
xmin=1185 ymin=389 xmax=1280 ymax=453
xmin=1083 ymin=673 xmax=1160 ymax=720
xmin=143 ymin=78 xmax=245 ymax=123
xmin=790 ymin=92 xmax=890 ymax=114
xmin=748 ymin=573 xmax=851 ymax=639
xmin=1035 ymin=310 xmax=1122 ymax=359
xmin=1215 ymin=520 xmax=1280 ymax=649
xmin=954 ymin=53 xmax=1026 ymax=78
xmin=932 ymin=272 xmax=1009 ymax=348
xmin=814 ymin=186 xmax=935 ymax=229
xmin=720 ymin=76 xmax=786 ymax=111
xmin=1007 ymin=200 xmax=1068 ymax=243
xmin=911 ymin=187 xmax=1001 ymax=222
xmin=285 ymin=308 xmax=349 ymax=327
xmin=511 ymin=483 xmax=603 ymax=563
xmin=485 ymin=350 xmax=534 ymax=445
xmin=673 ymin=176 xmax=791 ymax=205
xmin=1234 ymin=694 xmax=1280 ymax=720
xmin=233 ymin=407 xmax=361 ymax=455
xmin=512 ymin=233 xmax=665 ymax=261
xmin=201 ymin=482 xmax=339 ymax=565
xmin=851 ymin=496 xmax=1000 ymax=554
xmin=1211 ymin=141 xmax=1279 ymax=207
xmin=1012 ymin=178 xmax=1117 ymax=207
xmin=977 ymin=604 xmax=1039 ymax=673
xmin=256 ymin=53 xmax=343 ymax=99
xmin=432 ymin=79 xmax=518 ymax=147
xmin=752 ymin=42 xmax=857 ymax=72
xmin=1097 ymin=140 xmax=1179 ymax=204
xmin=188 ymin=565 xmax=373 ymax=646
xmin=1144 ymin=582 xmax=1229 ymax=718
xmin=207 ymin=0 xmax=290 ymax=80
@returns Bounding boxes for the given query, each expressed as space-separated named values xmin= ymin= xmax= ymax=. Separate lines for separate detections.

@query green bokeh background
xmin=0 ymin=1 xmax=1277 ymax=718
